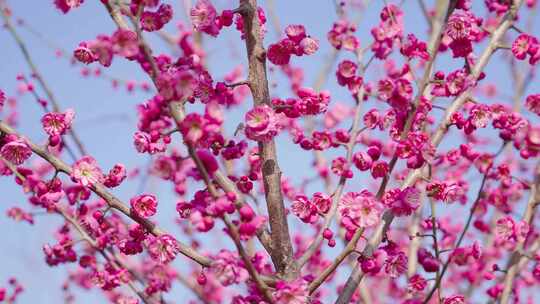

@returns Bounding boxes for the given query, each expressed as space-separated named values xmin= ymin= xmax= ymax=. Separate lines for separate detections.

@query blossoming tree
xmin=1 ymin=0 xmax=540 ymax=303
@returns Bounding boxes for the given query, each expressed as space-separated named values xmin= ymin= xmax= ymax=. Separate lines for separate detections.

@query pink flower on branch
xmin=71 ymin=156 xmax=104 ymax=187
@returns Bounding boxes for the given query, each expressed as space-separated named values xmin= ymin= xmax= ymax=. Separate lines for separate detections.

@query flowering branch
xmin=0 ymin=120 xmax=212 ymax=267
xmin=335 ymin=1 xmax=525 ymax=303
xmin=499 ymin=160 xmax=540 ymax=304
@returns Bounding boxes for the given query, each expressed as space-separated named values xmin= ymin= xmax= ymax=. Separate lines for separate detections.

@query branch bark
xmin=238 ymin=0 xmax=297 ymax=278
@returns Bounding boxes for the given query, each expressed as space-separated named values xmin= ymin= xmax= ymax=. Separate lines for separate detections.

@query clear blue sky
xmin=1 ymin=0 xmax=539 ymax=303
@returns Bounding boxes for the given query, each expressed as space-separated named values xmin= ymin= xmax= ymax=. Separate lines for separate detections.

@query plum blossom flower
xmin=291 ymin=195 xmax=318 ymax=223
xmin=104 ymin=164 xmax=127 ymax=188
xmin=339 ymin=191 xmax=383 ymax=229
xmin=147 ymin=234 xmax=179 ymax=264
xmin=244 ymin=105 xmax=280 ymax=142
xmin=1 ymin=137 xmax=32 ymax=165
xmin=111 ymin=29 xmax=139 ymax=58
xmin=71 ymin=156 xmax=104 ymax=187
xmin=382 ymin=187 xmax=420 ymax=217
xmin=54 ymin=0 xmax=84 ymax=14
xmin=526 ymin=94 xmax=540 ymax=116
xmin=273 ymin=279 xmax=310 ymax=304
xmin=512 ymin=34 xmax=534 ymax=60
xmin=190 ymin=0 xmax=219 ymax=37
xmin=495 ymin=216 xmax=529 ymax=246
xmin=210 ymin=250 xmax=249 ymax=286
xmin=130 ymin=194 xmax=158 ymax=218
xmin=73 ymin=42 xmax=96 ymax=64
xmin=443 ymin=295 xmax=465 ymax=304
xmin=41 ymin=109 xmax=75 ymax=137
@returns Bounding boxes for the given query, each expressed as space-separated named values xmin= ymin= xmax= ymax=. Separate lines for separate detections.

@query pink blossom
xmin=103 ymin=164 xmax=127 ymax=188
xmin=291 ymin=195 xmax=318 ymax=223
xmin=526 ymin=94 xmax=540 ymax=116
xmin=41 ymin=109 xmax=75 ymax=136
xmin=299 ymin=37 xmax=319 ymax=55
xmin=73 ymin=42 xmax=96 ymax=64
xmin=512 ymin=34 xmax=533 ymax=60
xmin=71 ymin=156 xmax=104 ymax=187
xmin=190 ymin=0 xmax=219 ymax=37
xmin=443 ymin=295 xmax=465 ymax=304
xmin=382 ymin=187 xmax=420 ymax=217
xmin=339 ymin=191 xmax=383 ymax=229
xmin=210 ymin=250 xmax=249 ymax=286
xmin=1 ymin=137 xmax=32 ymax=165
xmin=6 ymin=207 xmax=34 ymax=225
xmin=147 ymin=234 xmax=179 ymax=264
xmin=312 ymin=192 xmax=331 ymax=214
xmin=267 ymin=43 xmax=291 ymax=65
xmin=244 ymin=105 xmax=280 ymax=142
xmin=384 ymin=251 xmax=407 ymax=278
xmin=495 ymin=216 xmax=529 ymax=246
xmin=130 ymin=194 xmax=158 ymax=218
xmin=54 ymin=0 xmax=84 ymax=14
xmin=273 ymin=279 xmax=310 ymax=304
xmin=111 ymin=29 xmax=139 ymax=58
xmin=88 ymin=35 xmax=114 ymax=67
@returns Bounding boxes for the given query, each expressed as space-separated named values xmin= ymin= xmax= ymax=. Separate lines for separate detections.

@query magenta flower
xmin=190 ymin=0 xmax=219 ymax=37
xmin=130 ymin=194 xmax=158 ymax=218
xmin=526 ymin=94 xmax=540 ymax=116
xmin=111 ymin=29 xmax=139 ymax=58
xmin=103 ymin=164 xmax=127 ymax=188
xmin=54 ymin=0 xmax=84 ymax=14
xmin=210 ymin=250 xmax=249 ymax=286
xmin=244 ymin=105 xmax=280 ymax=142
xmin=71 ymin=156 xmax=104 ymax=187
xmin=1 ymin=137 xmax=31 ymax=165
xmin=291 ymin=195 xmax=318 ymax=223
xmin=41 ymin=108 xmax=75 ymax=137
xmin=339 ymin=191 xmax=383 ymax=229
xmin=147 ymin=234 xmax=179 ymax=264
xmin=273 ymin=278 xmax=310 ymax=304
xmin=73 ymin=42 xmax=96 ymax=64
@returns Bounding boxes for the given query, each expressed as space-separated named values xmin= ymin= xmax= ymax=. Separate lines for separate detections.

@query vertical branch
xmin=238 ymin=0 xmax=297 ymax=278
xmin=499 ymin=161 xmax=540 ymax=304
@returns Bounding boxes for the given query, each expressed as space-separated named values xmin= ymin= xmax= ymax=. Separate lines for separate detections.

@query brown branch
xmin=308 ymin=228 xmax=364 ymax=294
xmin=238 ymin=0 xmax=297 ymax=279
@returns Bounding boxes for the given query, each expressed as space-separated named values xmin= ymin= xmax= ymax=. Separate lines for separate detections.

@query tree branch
xmin=238 ymin=0 xmax=297 ymax=278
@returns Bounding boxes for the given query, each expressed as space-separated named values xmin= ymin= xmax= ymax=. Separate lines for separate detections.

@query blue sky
xmin=1 ymin=0 xmax=539 ymax=303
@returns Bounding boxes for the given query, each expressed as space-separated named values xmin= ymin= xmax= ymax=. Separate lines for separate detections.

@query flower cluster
xmin=146 ymin=234 xmax=179 ymax=264
xmin=0 ymin=135 xmax=31 ymax=165
xmin=54 ymin=0 xmax=83 ymax=14
xmin=272 ymin=87 xmax=330 ymax=118
xmin=371 ymin=4 xmax=404 ymax=59
xmin=210 ymin=250 xmax=249 ymax=286
xmin=267 ymin=24 xmax=319 ymax=65
xmin=71 ymin=156 xmax=104 ymax=187
xmin=339 ymin=191 xmax=383 ymax=232
xmin=511 ymin=33 xmax=540 ymax=64
xmin=41 ymin=109 xmax=75 ymax=146
xmin=443 ymin=10 xmax=485 ymax=58
xmin=190 ymin=0 xmax=233 ymax=37
xmin=244 ymin=105 xmax=280 ymax=142
xmin=327 ymin=20 xmax=360 ymax=51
